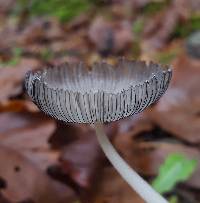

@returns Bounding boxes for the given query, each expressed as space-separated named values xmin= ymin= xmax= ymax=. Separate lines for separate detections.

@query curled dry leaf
xmin=146 ymin=55 xmax=200 ymax=143
xmin=0 ymin=145 xmax=77 ymax=203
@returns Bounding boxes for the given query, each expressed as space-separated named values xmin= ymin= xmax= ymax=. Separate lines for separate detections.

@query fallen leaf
xmin=117 ymin=113 xmax=153 ymax=135
xmin=146 ymin=55 xmax=200 ymax=143
xmin=17 ymin=18 xmax=64 ymax=45
xmin=60 ymin=123 xmax=118 ymax=190
xmin=94 ymin=167 xmax=144 ymax=203
xmin=0 ymin=100 xmax=38 ymax=113
xmin=142 ymin=0 xmax=191 ymax=52
xmin=0 ymin=58 xmax=40 ymax=101
xmin=49 ymin=122 xmax=89 ymax=149
xmin=88 ymin=17 xmax=132 ymax=56
xmin=0 ymin=192 xmax=12 ymax=203
xmin=0 ymin=0 xmax=15 ymax=14
xmin=88 ymin=17 xmax=114 ymax=56
xmin=0 ymin=111 xmax=57 ymax=170
xmin=0 ymin=145 xmax=77 ymax=203
xmin=115 ymin=133 xmax=200 ymax=188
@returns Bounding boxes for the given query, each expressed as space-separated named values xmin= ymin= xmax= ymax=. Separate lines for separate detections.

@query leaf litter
xmin=0 ymin=0 xmax=200 ymax=202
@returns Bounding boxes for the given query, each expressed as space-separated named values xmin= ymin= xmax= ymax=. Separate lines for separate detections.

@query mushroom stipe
xmin=25 ymin=59 xmax=172 ymax=203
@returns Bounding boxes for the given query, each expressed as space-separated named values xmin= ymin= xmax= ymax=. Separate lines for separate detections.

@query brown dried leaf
xmin=142 ymin=8 xmax=178 ymax=51
xmin=0 ymin=111 xmax=57 ymax=170
xmin=0 ymin=192 xmax=12 ymax=203
xmin=49 ymin=122 xmax=89 ymax=149
xmin=0 ymin=0 xmax=15 ymax=14
xmin=142 ymin=0 xmax=191 ymax=52
xmin=94 ymin=167 xmax=144 ymax=203
xmin=60 ymin=134 xmax=102 ymax=189
xmin=0 ymin=100 xmax=38 ymax=113
xmin=0 ymin=145 xmax=77 ymax=203
xmin=60 ymin=123 xmax=118 ymax=189
xmin=117 ymin=113 xmax=153 ymax=135
xmin=89 ymin=17 xmax=132 ymax=55
xmin=146 ymin=55 xmax=200 ymax=143
xmin=0 ymin=59 xmax=40 ymax=101
xmin=17 ymin=18 xmax=64 ymax=45
xmin=115 ymin=130 xmax=200 ymax=188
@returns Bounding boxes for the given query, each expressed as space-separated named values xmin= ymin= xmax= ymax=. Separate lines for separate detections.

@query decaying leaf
xmin=94 ymin=167 xmax=144 ymax=203
xmin=147 ymin=55 xmax=200 ymax=143
xmin=0 ymin=0 xmax=15 ymax=14
xmin=0 ymin=145 xmax=77 ymax=203
xmin=0 ymin=100 xmax=38 ymax=113
xmin=0 ymin=59 xmax=40 ymax=101
xmin=142 ymin=0 xmax=191 ymax=52
xmin=0 ymin=192 xmax=12 ymax=203
xmin=59 ymin=123 xmax=118 ymax=189
xmin=17 ymin=18 xmax=64 ymax=45
xmin=0 ymin=0 xmax=199 ymax=202
xmin=0 ymin=111 xmax=57 ymax=170
xmin=88 ymin=17 xmax=132 ymax=56
xmin=115 ymin=134 xmax=200 ymax=189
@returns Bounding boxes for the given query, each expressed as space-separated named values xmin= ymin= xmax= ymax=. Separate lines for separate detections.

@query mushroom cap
xmin=25 ymin=59 xmax=172 ymax=123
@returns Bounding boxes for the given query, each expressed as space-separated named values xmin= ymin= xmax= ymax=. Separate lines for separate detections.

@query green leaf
xmin=152 ymin=153 xmax=197 ymax=194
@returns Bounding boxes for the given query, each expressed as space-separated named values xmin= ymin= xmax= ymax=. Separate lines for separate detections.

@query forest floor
xmin=0 ymin=0 xmax=200 ymax=203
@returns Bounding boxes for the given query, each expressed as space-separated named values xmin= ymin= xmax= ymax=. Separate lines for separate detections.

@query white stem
xmin=92 ymin=122 xmax=168 ymax=203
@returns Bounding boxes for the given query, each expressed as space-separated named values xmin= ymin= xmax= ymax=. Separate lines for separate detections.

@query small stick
xmin=92 ymin=122 xmax=169 ymax=203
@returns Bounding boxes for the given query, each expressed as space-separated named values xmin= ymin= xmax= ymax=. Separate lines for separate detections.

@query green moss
xmin=142 ymin=0 xmax=171 ymax=15
xmin=132 ymin=18 xmax=145 ymax=36
xmin=172 ymin=14 xmax=200 ymax=38
xmin=15 ymin=0 xmax=94 ymax=22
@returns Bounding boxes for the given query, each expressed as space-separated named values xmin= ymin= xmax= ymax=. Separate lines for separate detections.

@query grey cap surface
xmin=25 ymin=59 xmax=172 ymax=123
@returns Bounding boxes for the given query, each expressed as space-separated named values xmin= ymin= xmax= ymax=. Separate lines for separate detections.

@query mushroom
xmin=25 ymin=59 xmax=172 ymax=203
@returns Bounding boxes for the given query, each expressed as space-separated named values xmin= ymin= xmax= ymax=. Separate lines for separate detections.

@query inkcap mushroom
xmin=25 ymin=59 xmax=172 ymax=203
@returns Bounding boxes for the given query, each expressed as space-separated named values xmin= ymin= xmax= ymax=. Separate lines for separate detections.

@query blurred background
xmin=0 ymin=0 xmax=200 ymax=203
